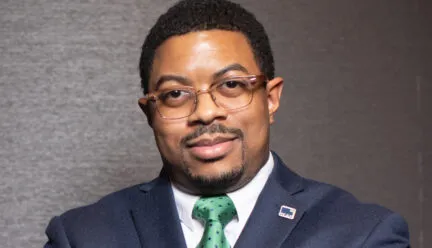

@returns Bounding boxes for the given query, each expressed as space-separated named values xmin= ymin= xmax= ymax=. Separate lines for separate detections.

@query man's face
xmin=141 ymin=30 xmax=283 ymax=195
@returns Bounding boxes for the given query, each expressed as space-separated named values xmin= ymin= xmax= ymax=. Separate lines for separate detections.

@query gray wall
xmin=0 ymin=0 xmax=430 ymax=247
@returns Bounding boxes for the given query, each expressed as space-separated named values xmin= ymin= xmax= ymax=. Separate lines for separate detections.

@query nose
xmin=187 ymin=91 xmax=228 ymax=125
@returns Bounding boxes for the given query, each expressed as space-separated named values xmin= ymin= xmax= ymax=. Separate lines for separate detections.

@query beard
xmin=184 ymin=163 xmax=245 ymax=194
xmin=178 ymin=123 xmax=246 ymax=194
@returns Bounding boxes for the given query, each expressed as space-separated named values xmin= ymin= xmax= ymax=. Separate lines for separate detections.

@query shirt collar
xmin=171 ymin=183 xmax=199 ymax=231
xmin=171 ymin=152 xmax=274 ymax=231
xmin=227 ymin=153 xmax=274 ymax=224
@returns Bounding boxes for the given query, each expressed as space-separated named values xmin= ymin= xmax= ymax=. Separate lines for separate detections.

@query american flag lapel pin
xmin=279 ymin=205 xmax=296 ymax=220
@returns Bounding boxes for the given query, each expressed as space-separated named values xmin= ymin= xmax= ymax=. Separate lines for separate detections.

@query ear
xmin=266 ymin=77 xmax=284 ymax=124
xmin=138 ymin=98 xmax=153 ymax=128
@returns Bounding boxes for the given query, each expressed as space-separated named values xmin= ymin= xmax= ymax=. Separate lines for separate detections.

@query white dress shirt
xmin=171 ymin=153 xmax=274 ymax=248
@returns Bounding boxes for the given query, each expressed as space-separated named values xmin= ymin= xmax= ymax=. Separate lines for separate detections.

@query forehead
xmin=150 ymin=30 xmax=260 ymax=86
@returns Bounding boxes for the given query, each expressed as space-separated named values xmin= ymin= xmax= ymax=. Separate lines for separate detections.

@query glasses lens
xmin=213 ymin=78 xmax=253 ymax=110
xmin=156 ymin=89 xmax=195 ymax=119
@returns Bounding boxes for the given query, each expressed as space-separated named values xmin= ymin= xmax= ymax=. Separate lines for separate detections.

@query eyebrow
xmin=154 ymin=75 xmax=190 ymax=91
xmin=153 ymin=63 xmax=250 ymax=91
xmin=212 ymin=63 xmax=250 ymax=79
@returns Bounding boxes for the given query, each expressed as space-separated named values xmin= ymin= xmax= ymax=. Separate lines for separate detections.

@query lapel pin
xmin=279 ymin=205 xmax=296 ymax=220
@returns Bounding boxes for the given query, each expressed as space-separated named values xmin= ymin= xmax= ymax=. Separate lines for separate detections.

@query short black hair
xmin=139 ymin=0 xmax=274 ymax=94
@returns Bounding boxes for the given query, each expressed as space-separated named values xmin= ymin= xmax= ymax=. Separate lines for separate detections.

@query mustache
xmin=180 ymin=124 xmax=244 ymax=145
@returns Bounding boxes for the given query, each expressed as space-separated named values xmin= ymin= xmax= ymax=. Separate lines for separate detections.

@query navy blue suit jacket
xmin=44 ymin=153 xmax=410 ymax=247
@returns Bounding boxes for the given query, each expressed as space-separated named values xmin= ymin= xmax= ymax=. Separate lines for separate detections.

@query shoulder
xmin=44 ymin=178 xmax=167 ymax=247
xmin=52 ymin=178 xmax=161 ymax=232
xmin=61 ymin=178 xmax=159 ymax=219
xmin=270 ymin=154 xmax=409 ymax=246
xmin=302 ymin=178 xmax=393 ymax=221
xmin=293 ymin=178 xmax=409 ymax=246
xmin=271 ymin=153 xmax=399 ymax=222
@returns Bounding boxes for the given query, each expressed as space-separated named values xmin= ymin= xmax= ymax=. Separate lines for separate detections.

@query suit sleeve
xmin=361 ymin=212 xmax=410 ymax=248
xmin=44 ymin=216 xmax=72 ymax=248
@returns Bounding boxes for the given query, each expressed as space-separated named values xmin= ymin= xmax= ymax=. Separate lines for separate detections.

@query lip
xmin=185 ymin=135 xmax=238 ymax=160
xmin=186 ymin=135 xmax=237 ymax=147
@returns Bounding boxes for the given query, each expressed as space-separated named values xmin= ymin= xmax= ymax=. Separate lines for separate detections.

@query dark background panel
xmin=0 ymin=0 xmax=429 ymax=247
xmin=421 ymin=73 xmax=431 ymax=248
xmin=419 ymin=2 xmax=432 ymax=247
xmin=239 ymin=0 xmax=427 ymax=246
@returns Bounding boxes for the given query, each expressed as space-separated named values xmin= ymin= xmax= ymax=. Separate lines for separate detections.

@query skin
xmin=139 ymin=30 xmax=283 ymax=195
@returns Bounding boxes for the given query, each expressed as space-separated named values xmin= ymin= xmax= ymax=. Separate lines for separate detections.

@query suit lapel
xmin=234 ymin=153 xmax=306 ymax=248
xmin=130 ymin=174 xmax=187 ymax=248
xmin=128 ymin=153 xmax=305 ymax=248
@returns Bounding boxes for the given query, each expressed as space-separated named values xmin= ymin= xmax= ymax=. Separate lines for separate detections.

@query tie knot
xmin=192 ymin=195 xmax=237 ymax=227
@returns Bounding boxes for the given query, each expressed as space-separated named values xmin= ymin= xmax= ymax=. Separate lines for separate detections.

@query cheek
xmin=152 ymin=121 xmax=187 ymax=158
xmin=235 ymin=97 xmax=270 ymax=149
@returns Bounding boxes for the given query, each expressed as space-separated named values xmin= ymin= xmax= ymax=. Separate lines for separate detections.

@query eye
xmin=216 ymin=79 xmax=249 ymax=98
xmin=159 ymin=89 xmax=190 ymax=99
xmin=223 ymin=80 xmax=241 ymax=89
xmin=165 ymin=90 xmax=183 ymax=99
xmin=159 ymin=89 xmax=193 ymax=107
xmin=220 ymin=79 xmax=248 ymax=89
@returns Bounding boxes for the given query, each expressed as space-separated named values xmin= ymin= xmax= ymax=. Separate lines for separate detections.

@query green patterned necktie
xmin=192 ymin=195 xmax=237 ymax=248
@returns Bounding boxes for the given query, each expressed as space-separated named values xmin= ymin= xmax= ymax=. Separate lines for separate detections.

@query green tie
xmin=192 ymin=195 xmax=237 ymax=248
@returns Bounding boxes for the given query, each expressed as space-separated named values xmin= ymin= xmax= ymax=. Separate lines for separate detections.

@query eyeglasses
xmin=141 ymin=75 xmax=267 ymax=119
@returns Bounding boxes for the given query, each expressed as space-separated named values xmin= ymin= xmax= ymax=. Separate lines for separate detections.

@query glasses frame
xmin=141 ymin=74 xmax=267 ymax=120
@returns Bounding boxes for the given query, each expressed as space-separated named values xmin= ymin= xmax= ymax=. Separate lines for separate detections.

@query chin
xmin=185 ymin=165 xmax=245 ymax=195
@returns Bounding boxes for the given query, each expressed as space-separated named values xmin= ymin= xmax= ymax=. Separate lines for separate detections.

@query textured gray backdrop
xmin=0 ymin=0 xmax=430 ymax=247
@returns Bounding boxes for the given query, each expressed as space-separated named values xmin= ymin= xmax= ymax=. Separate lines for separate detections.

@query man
xmin=44 ymin=0 xmax=410 ymax=247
